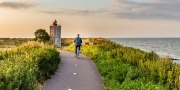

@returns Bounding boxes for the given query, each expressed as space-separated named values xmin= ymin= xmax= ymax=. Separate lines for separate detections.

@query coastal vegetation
xmin=64 ymin=38 xmax=180 ymax=90
xmin=0 ymin=38 xmax=33 ymax=48
xmin=0 ymin=41 xmax=60 ymax=90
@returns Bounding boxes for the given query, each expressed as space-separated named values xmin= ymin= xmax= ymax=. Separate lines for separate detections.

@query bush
xmin=0 ymin=41 xmax=60 ymax=90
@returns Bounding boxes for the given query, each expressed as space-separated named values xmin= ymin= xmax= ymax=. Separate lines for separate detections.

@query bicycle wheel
xmin=77 ymin=47 xmax=80 ymax=57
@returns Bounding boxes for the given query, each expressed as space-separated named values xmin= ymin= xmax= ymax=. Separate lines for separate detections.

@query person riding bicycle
xmin=74 ymin=34 xmax=82 ymax=56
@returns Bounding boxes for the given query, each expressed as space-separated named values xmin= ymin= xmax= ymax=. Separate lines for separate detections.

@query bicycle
xmin=75 ymin=45 xmax=81 ymax=58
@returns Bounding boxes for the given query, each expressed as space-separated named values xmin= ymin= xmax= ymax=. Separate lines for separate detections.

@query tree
xmin=34 ymin=29 xmax=50 ymax=43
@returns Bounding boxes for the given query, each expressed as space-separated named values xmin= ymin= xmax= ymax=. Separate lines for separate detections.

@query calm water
xmin=110 ymin=38 xmax=180 ymax=63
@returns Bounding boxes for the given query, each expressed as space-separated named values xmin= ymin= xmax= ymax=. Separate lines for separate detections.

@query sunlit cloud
xmin=0 ymin=2 xmax=35 ymax=9
xmin=40 ymin=8 xmax=99 ymax=16
xmin=0 ymin=0 xmax=180 ymax=38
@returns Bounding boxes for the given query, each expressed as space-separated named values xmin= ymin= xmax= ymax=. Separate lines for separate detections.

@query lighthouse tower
xmin=50 ymin=20 xmax=61 ymax=47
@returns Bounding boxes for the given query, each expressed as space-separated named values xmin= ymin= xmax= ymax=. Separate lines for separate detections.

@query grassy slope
xmin=64 ymin=38 xmax=180 ymax=90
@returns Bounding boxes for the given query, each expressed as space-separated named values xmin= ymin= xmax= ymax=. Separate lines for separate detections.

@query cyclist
xmin=74 ymin=34 xmax=82 ymax=57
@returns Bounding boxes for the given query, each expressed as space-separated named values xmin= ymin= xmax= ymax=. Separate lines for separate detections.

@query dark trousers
xmin=75 ymin=45 xmax=81 ymax=54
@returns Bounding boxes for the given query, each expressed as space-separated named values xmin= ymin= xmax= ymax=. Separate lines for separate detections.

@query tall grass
xmin=0 ymin=41 xmax=60 ymax=90
xmin=64 ymin=38 xmax=180 ymax=90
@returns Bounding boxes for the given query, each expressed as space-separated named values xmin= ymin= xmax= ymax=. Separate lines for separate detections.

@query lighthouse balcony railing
xmin=50 ymin=24 xmax=61 ymax=26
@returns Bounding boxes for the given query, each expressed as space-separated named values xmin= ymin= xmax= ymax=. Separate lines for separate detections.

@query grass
xmin=64 ymin=38 xmax=180 ymax=90
xmin=0 ymin=41 xmax=60 ymax=90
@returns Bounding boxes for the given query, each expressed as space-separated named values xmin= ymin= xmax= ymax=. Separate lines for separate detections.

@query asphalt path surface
xmin=44 ymin=51 xmax=104 ymax=90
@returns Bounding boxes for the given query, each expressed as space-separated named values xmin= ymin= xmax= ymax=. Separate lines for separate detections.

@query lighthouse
xmin=50 ymin=20 xmax=61 ymax=47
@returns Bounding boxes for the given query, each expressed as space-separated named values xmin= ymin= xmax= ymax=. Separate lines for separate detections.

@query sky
xmin=0 ymin=0 xmax=180 ymax=38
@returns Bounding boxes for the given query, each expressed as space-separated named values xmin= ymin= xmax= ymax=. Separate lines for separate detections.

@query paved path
xmin=44 ymin=51 xmax=104 ymax=90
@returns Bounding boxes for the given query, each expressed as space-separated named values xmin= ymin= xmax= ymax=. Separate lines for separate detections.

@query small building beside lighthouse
xmin=50 ymin=20 xmax=61 ymax=47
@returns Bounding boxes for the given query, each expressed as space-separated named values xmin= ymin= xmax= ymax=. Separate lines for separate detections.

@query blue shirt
xmin=74 ymin=37 xmax=82 ymax=45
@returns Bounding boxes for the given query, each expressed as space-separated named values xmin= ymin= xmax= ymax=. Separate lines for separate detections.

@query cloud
xmin=39 ymin=0 xmax=180 ymax=20
xmin=0 ymin=2 xmax=34 ymax=9
xmin=108 ymin=0 xmax=180 ymax=20
xmin=40 ymin=8 xmax=99 ymax=16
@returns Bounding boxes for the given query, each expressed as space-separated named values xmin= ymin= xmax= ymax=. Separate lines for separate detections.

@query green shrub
xmin=0 ymin=41 xmax=60 ymax=90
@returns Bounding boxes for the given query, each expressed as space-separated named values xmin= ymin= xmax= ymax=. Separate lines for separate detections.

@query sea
xmin=110 ymin=38 xmax=180 ymax=64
